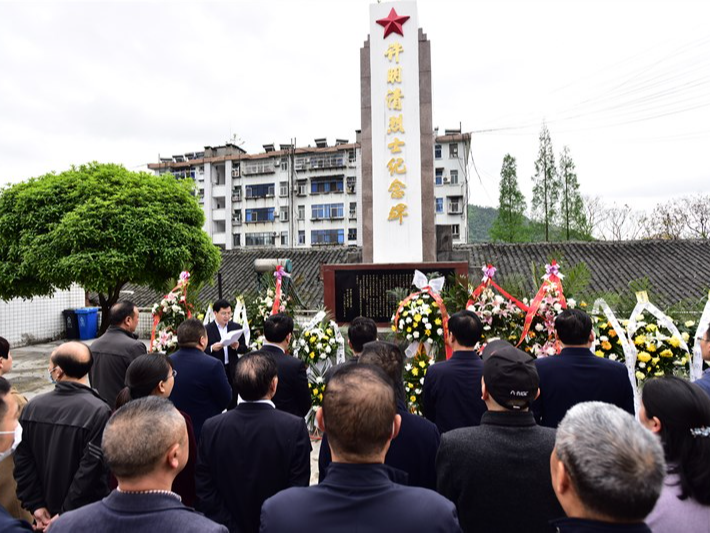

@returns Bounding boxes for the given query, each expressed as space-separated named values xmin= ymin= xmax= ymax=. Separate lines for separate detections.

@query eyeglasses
xmin=170 ymin=369 xmax=177 ymax=379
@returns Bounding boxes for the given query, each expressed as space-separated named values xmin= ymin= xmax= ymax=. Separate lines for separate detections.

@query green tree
xmin=0 ymin=162 xmax=221 ymax=333
xmin=490 ymin=154 xmax=527 ymax=242
xmin=531 ymin=123 xmax=559 ymax=241
xmin=558 ymin=146 xmax=587 ymax=240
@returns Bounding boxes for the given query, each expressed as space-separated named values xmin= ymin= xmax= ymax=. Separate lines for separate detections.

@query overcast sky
xmin=1 ymin=0 xmax=708 ymax=211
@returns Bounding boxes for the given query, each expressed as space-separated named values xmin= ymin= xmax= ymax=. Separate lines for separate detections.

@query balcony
xmin=243 ymin=161 xmax=276 ymax=175
xmin=212 ymin=208 xmax=226 ymax=221
xmin=295 ymin=154 xmax=346 ymax=171
xmin=212 ymin=185 xmax=226 ymax=198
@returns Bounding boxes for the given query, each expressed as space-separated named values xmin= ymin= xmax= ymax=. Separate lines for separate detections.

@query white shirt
xmin=262 ymin=341 xmax=285 ymax=353
xmin=217 ymin=322 xmax=230 ymax=365
xmin=236 ymin=397 xmax=276 ymax=408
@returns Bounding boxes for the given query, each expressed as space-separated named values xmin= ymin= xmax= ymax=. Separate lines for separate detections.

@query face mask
xmin=48 ymin=369 xmax=56 ymax=384
xmin=0 ymin=423 xmax=22 ymax=463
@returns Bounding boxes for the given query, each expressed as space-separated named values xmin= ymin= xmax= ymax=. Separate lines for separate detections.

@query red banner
xmin=517 ymin=261 xmax=566 ymax=349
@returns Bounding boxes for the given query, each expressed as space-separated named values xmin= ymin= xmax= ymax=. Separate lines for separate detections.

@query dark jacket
xmin=693 ymin=369 xmax=710 ymax=398
xmin=14 ymin=382 xmax=111 ymax=515
xmin=260 ymin=463 xmax=462 ymax=533
xmin=319 ymin=399 xmax=441 ymax=489
xmin=261 ymin=344 xmax=311 ymax=418
xmin=89 ymin=326 xmax=147 ymax=408
xmin=532 ymin=347 xmax=635 ymax=428
xmin=47 ymin=490 xmax=228 ymax=533
xmin=437 ymin=410 xmax=564 ymax=533
xmin=422 ymin=350 xmax=487 ymax=433
xmin=169 ymin=347 xmax=232 ymax=441
xmin=204 ymin=321 xmax=247 ymax=369
xmin=196 ymin=402 xmax=311 ymax=533
xmin=551 ymin=518 xmax=651 ymax=533
xmin=323 ymin=356 xmax=358 ymax=384
xmin=0 ymin=506 xmax=32 ymax=532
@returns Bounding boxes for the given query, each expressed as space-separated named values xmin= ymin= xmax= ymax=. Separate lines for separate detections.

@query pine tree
xmin=490 ymin=154 xmax=527 ymax=242
xmin=558 ymin=145 xmax=587 ymax=240
xmin=531 ymin=123 xmax=559 ymax=241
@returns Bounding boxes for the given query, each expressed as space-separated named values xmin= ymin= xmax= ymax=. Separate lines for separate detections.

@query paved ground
xmin=6 ymin=338 xmax=322 ymax=484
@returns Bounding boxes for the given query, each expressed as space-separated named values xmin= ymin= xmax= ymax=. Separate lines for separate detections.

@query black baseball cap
xmin=482 ymin=340 xmax=539 ymax=410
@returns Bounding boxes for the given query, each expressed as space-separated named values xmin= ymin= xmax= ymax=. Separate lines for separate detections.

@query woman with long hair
xmin=641 ymin=375 xmax=710 ymax=531
xmin=115 ymin=353 xmax=197 ymax=506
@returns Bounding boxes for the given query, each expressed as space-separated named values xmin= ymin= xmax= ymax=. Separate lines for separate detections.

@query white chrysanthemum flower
xmin=535 ymin=323 xmax=544 ymax=332
xmin=420 ymin=377 xmax=425 ymax=385
xmin=600 ymin=335 xmax=609 ymax=342
xmin=546 ymin=347 xmax=556 ymax=356
xmin=406 ymin=317 xmax=412 ymax=324
xmin=437 ymin=328 xmax=443 ymax=336
xmin=567 ymin=298 xmax=576 ymax=308
xmin=315 ymin=376 xmax=324 ymax=384
xmin=413 ymin=332 xmax=420 ymax=339
xmin=325 ymin=346 xmax=332 ymax=354
xmin=483 ymin=325 xmax=491 ymax=331
xmin=609 ymin=354 xmax=618 ymax=361
xmin=553 ymin=303 xmax=562 ymax=312
xmin=427 ymin=338 xmax=433 ymax=344
xmin=399 ymin=320 xmax=405 ymax=328
xmin=405 ymin=364 xmax=412 ymax=371
xmin=406 ymin=334 xmax=413 ymax=341
xmin=299 ymin=339 xmax=306 ymax=346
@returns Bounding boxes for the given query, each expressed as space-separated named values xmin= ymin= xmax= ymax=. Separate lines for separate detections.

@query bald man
xmin=14 ymin=342 xmax=111 ymax=531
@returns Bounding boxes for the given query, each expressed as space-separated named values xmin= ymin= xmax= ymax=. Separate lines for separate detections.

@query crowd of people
xmin=0 ymin=301 xmax=709 ymax=532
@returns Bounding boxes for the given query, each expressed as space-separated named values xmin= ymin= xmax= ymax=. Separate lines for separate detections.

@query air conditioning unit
xmin=274 ymin=212 xmax=280 ymax=219
xmin=443 ymin=177 xmax=450 ymax=184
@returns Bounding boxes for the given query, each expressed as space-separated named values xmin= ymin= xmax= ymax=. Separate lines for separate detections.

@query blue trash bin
xmin=75 ymin=308 xmax=99 ymax=340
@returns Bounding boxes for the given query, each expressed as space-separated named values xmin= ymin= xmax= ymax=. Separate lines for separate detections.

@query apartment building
xmin=148 ymin=128 xmax=470 ymax=248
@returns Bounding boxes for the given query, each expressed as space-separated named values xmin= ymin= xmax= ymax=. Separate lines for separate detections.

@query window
xmin=245 ymin=208 xmax=274 ymax=223
xmin=435 ymin=198 xmax=443 ymax=213
xmin=348 ymin=149 xmax=356 ymax=163
xmin=450 ymin=169 xmax=459 ymax=185
xmin=448 ymin=196 xmax=463 ymax=214
xmin=297 ymin=205 xmax=305 ymax=220
xmin=279 ymin=181 xmax=288 ymax=197
xmin=346 ymin=176 xmax=356 ymax=194
xmin=297 ymin=180 xmax=307 ymax=196
xmin=233 ymin=234 xmax=241 ymax=247
xmin=280 ymin=206 xmax=289 ymax=221
xmin=451 ymin=224 xmax=460 ymax=239
xmin=435 ymin=144 xmax=442 ymax=159
xmin=311 ymin=203 xmax=344 ymax=220
xmin=349 ymin=202 xmax=357 ymax=219
xmin=233 ymin=210 xmax=242 ymax=225
xmin=280 ymin=231 xmax=288 ymax=246
xmin=435 ymin=168 xmax=443 ymax=186
xmin=449 ymin=144 xmax=459 ymax=159
xmin=245 ymin=232 xmax=277 ymax=246
xmin=311 ymin=229 xmax=344 ymax=245
xmin=298 ymin=230 xmax=305 ymax=245
xmin=245 ymin=183 xmax=275 ymax=199
xmin=232 ymin=186 xmax=241 ymax=202
xmin=281 ymin=160 xmax=288 ymax=171
xmin=348 ymin=228 xmax=357 ymax=241
xmin=311 ymin=177 xmax=344 ymax=194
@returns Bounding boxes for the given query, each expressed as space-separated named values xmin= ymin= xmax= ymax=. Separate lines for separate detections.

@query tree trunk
xmin=97 ymin=282 xmax=126 ymax=336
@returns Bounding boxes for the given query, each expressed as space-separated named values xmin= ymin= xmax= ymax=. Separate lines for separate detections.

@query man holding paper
xmin=205 ymin=299 xmax=247 ymax=399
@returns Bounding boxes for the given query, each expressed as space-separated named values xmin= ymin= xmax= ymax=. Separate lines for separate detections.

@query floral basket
xmin=150 ymin=271 xmax=192 ymax=354
xmin=403 ymin=346 xmax=434 ymax=414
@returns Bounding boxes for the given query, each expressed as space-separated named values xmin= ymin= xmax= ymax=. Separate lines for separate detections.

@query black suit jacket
xmin=532 ymin=347 xmax=635 ymax=428
xmin=260 ymin=463 xmax=462 ymax=533
xmin=195 ymin=403 xmax=311 ymax=533
xmin=204 ymin=320 xmax=247 ymax=368
xmin=319 ymin=400 xmax=441 ymax=489
xmin=422 ymin=350 xmax=487 ymax=433
xmin=261 ymin=344 xmax=311 ymax=418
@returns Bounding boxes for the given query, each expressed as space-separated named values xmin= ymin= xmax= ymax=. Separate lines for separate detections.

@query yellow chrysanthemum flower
xmin=636 ymin=371 xmax=646 ymax=380
xmin=645 ymin=324 xmax=658 ymax=332
xmin=601 ymin=341 xmax=612 ymax=351
xmin=668 ymin=336 xmax=681 ymax=348
xmin=637 ymin=352 xmax=651 ymax=363
xmin=595 ymin=350 xmax=605 ymax=357
xmin=309 ymin=352 xmax=315 ymax=359
xmin=414 ymin=314 xmax=422 ymax=322
xmin=410 ymin=395 xmax=417 ymax=403
xmin=435 ymin=318 xmax=442 ymax=326
xmin=425 ymin=330 xmax=431 ymax=336
xmin=659 ymin=349 xmax=673 ymax=358
xmin=407 ymin=327 xmax=412 ymax=333
xmin=609 ymin=329 xmax=617 ymax=338
xmin=391 ymin=325 xmax=397 ymax=332
xmin=419 ymin=361 xmax=426 ymax=368
xmin=634 ymin=335 xmax=647 ymax=346
xmin=646 ymin=343 xmax=657 ymax=353
xmin=412 ymin=368 xmax=419 ymax=376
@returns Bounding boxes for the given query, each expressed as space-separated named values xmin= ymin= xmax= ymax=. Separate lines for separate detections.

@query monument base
xmin=322 ymin=262 xmax=468 ymax=325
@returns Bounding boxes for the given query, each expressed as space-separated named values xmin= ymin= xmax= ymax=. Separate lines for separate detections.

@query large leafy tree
xmin=531 ymin=123 xmax=559 ymax=241
xmin=0 ymin=162 xmax=221 ymax=333
xmin=558 ymin=146 xmax=587 ymax=240
xmin=490 ymin=154 xmax=527 ymax=242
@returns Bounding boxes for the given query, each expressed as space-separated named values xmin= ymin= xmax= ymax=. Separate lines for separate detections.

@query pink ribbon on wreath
xmin=517 ymin=261 xmax=566 ymax=349
xmin=271 ymin=265 xmax=291 ymax=316
xmin=466 ymin=264 xmax=530 ymax=313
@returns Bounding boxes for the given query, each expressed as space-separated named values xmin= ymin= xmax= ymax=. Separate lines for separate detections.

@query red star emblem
xmin=376 ymin=8 xmax=410 ymax=38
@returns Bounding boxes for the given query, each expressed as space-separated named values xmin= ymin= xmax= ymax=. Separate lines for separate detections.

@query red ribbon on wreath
xmin=271 ymin=265 xmax=290 ymax=316
xmin=150 ymin=271 xmax=193 ymax=350
xmin=466 ymin=264 xmax=530 ymax=313
xmin=517 ymin=261 xmax=566 ymax=348
xmin=393 ymin=271 xmax=453 ymax=360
